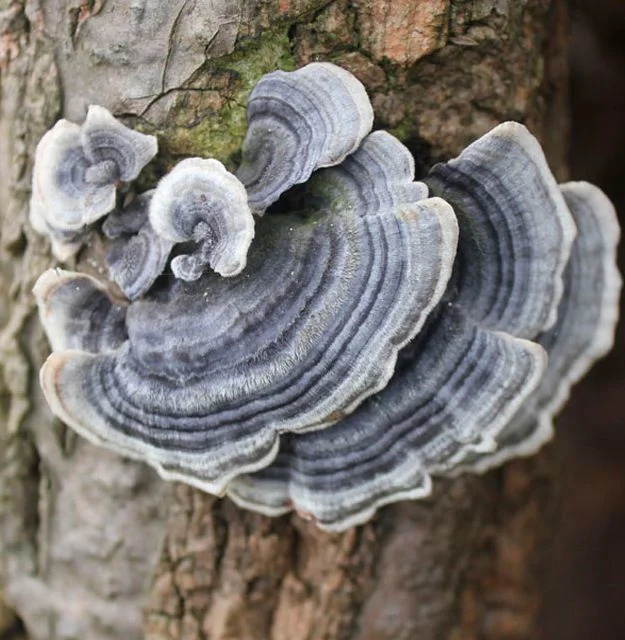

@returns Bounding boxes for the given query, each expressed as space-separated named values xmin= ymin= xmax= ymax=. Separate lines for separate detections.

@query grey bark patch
xmin=43 ymin=0 xmax=240 ymax=122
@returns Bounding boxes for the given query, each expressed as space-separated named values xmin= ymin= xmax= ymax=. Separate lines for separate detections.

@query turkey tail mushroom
xmin=31 ymin=62 xmax=620 ymax=533
xmin=426 ymin=121 xmax=577 ymax=338
xmin=452 ymin=181 xmax=622 ymax=473
xmin=34 ymin=269 xmax=128 ymax=354
xmin=236 ymin=62 xmax=374 ymax=213
xmin=81 ymin=105 xmax=158 ymax=183
xmin=228 ymin=123 xmax=581 ymax=531
xmin=149 ymin=158 xmax=254 ymax=281
xmin=37 ymin=131 xmax=458 ymax=495
xmin=102 ymin=190 xmax=153 ymax=239
xmin=30 ymin=106 xmax=157 ymax=260
xmin=103 ymin=191 xmax=174 ymax=300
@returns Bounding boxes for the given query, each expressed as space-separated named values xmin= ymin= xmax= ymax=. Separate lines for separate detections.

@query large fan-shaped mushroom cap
xmin=452 ymin=181 xmax=621 ymax=473
xmin=36 ymin=131 xmax=458 ymax=494
xmin=228 ymin=123 xmax=580 ymax=531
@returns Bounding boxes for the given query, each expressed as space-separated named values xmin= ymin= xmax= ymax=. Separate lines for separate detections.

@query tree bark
xmin=0 ymin=1 xmax=569 ymax=639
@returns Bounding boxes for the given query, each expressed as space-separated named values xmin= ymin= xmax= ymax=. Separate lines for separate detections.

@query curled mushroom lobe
xmin=33 ymin=63 xmax=620 ymax=531
xmin=30 ymin=105 xmax=157 ymax=260
xmin=236 ymin=62 xmax=374 ymax=213
xmin=149 ymin=158 xmax=254 ymax=280
xmin=103 ymin=191 xmax=174 ymax=300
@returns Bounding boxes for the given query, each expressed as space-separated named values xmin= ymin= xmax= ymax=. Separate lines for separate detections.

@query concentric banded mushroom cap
xmin=452 ymin=181 xmax=622 ymax=473
xmin=32 ymin=61 xmax=619 ymax=532
xmin=236 ymin=62 xmax=374 ymax=213
xmin=228 ymin=123 xmax=582 ymax=531
xmin=149 ymin=158 xmax=254 ymax=281
xmin=29 ymin=106 xmax=157 ymax=259
xmin=34 ymin=269 xmax=128 ymax=354
xmin=81 ymin=105 xmax=157 ymax=183
xmin=36 ymin=130 xmax=458 ymax=494
xmin=426 ymin=121 xmax=577 ymax=338
xmin=104 ymin=192 xmax=174 ymax=301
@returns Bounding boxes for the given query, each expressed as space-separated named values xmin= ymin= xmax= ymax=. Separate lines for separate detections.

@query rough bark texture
xmin=0 ymin=1 xmax=568 ymax=639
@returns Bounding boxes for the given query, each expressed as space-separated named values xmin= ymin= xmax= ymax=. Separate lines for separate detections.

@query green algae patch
xmin=157 ymin=30 xmax=296 ymax=168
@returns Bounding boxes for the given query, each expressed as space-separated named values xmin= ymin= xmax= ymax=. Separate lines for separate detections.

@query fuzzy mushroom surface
xmin=228 ymin=122 xmax=586 ymax=531
xmin=36 ymin=130 xmax=458 ymax=493
xmin=32 ymin=62 xmax=620 ymax=532
xmin=103 ymin=192 xmax=174 ymax=300
xmin=34 ymin=269 xmax=129 ymax=354
xmin=149 ymin=158 xmax=254 ymax=281
xmin=30 ymin=105 xmax=157 ymax=259
xmin=453 ymin=181 xmax=622 ymax=473
xmin=236 ymin=62 xmax=374 ymax=213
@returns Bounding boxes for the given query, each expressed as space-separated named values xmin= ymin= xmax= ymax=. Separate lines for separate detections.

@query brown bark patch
xmin=356 ymin=0 xmax=450 ymax=65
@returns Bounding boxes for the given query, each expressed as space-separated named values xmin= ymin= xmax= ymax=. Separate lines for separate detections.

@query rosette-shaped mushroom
xmin=149 ymin=158 xmax=254 ymax=281
xmin=30 ymin=106 xmax=157 ymax=259
xmin=236 ymin=62 xmax=374 ymax=212
xmin=33 ymin=62 xmax=620 ymax=533
xmin=35 ymin=131 xmax=458 ymax=493
xmin=228 ymin=123 xmax=581 ymax=531
xmin=453 ymin=181 xmax=621 ymax=473
xmin=103 ymin=191 xmax=174 ymax=300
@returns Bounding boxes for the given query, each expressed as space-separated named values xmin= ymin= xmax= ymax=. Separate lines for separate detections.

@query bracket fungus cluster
xmin=31 ymin=62 xmax=621 ymax=531
xmin=30 ymin=105 xmax=157 ymax=261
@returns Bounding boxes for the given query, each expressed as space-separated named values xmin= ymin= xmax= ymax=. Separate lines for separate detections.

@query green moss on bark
xmin=153 ymin=29 xmax=296 ymax=167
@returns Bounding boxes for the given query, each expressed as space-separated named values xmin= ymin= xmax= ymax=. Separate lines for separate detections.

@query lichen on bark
xmin=148 ymin=28 xmax=297 ymax=164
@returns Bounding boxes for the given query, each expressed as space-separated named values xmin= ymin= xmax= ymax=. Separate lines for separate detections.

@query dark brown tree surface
xmin=0 ymin=1 xmax=569 ymax=639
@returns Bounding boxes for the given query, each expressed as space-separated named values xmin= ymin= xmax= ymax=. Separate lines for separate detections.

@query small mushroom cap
xmin=228 ymin=123 xmax=578 ymax=531
xmin=426 ymin=121 xmax=577 ymax=339
xmin=34 ymin=269 xmax=128 ymax=354
xmin=38 ymin=131 xmax=458 ymax=494
xmin=29 ymin=107 xmax=157 ymax=260
xmin=104 ymin=191 xmax=174 ymax=300
xmin=236 ymin=62 xmax=374 ymax=212
xmin=149 ymin=158 xmax=254 ymax=280
xmin=102 ymin=190 xmax=154 ymax=239
xmin=81 ymin=105 xmax=158 ymax=182
xmin=452 ymin=181 xmax=622 ymax=473
xmin=31 ymin=119 xmax=116 ymax=234
xmin=106 ymin=223 xmax=173 ymax=301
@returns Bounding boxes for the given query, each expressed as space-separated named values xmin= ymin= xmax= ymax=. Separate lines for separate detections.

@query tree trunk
xmin=0 ymin=1 xmax=569 ymax=639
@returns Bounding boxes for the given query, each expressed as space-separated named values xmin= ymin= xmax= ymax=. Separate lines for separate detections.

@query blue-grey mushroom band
xmin=30 ymin=62 xmax=621 ymax=531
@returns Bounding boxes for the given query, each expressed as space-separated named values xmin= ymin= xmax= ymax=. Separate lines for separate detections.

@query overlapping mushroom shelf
xmin=30 ymin=105 xmax=157 ymax=260
xmin=35 ymin=130 xmax=458 ymax=493
xmin=31 ymin=62 xmax=621 ymax=531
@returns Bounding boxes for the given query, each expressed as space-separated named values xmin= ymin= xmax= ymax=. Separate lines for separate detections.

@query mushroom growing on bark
xmin=236 ymin=62 xmax=375 ymax=213
xmin=30 ymin=105 xmax=157 ymax=259
xmin=149 ymin=158 xmax=255 ymax=281
xmin=31 ymin=62 xmax=621 ymax=531
xmin=453 ymin=181 xmax=622 ymax=473
xmin=228 ymin=122 xmax=584 ymax=530
xmin=35 ymin=128 xmax=458 ymax=494
xmin=103 ymin=191 xmax=175 ymax=300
